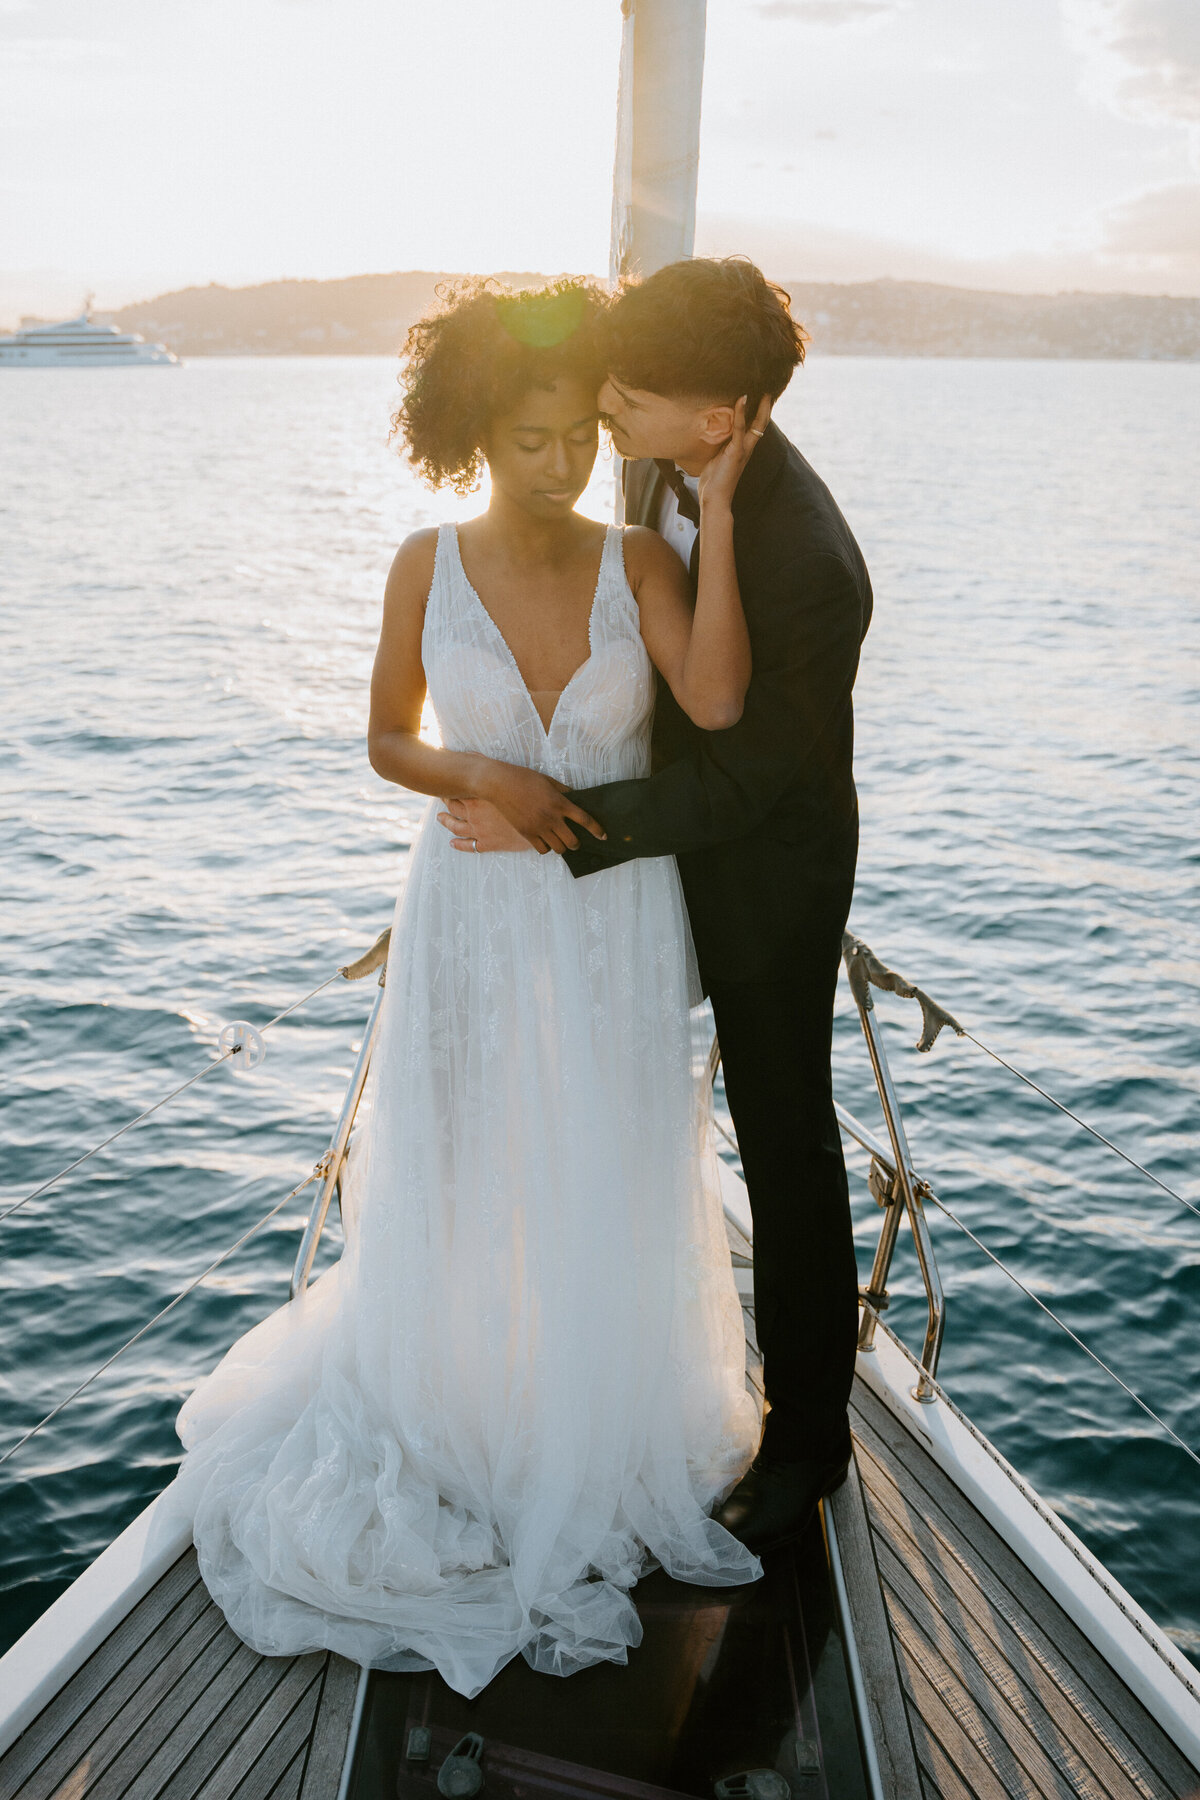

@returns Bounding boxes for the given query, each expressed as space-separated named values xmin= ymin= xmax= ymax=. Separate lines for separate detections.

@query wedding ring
xmin=748 ymin=427 xmax=764 ymax=437
xmin=471 ymin=839 xmax=479 ymax=851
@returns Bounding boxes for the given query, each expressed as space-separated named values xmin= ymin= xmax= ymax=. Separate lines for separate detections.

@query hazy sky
xmin=2 ymin=0 xmax=1198 ymax=322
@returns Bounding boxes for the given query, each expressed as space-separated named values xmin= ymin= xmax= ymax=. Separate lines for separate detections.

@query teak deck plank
xmin=852 ymin=1379 xmax=1200 ymax=1799
xmin=0 ymin=1549 xmax=359 ymax=1800
xmin=723 ymin=1211 xmax=753 ymax=1264
xmin=190 ymin=1658 xmax=326 ymax=1800
xmin=114 ymin=1636 xmax=275 ymax=1800
xmin=80 ymin=1613 xmax=247 ymax=1800
xmin=15 ymin=1590 xmax=230 ymax=1800
xmin=297 ymin=1660 xmax=361 ymax=1800
xmin=854 ymin=1378 xmax=1175 ymax=1747
xmin=824 ymin=1454 xmax=924 ymax=1800
xmin=854 ymin=1430 xmax=1164 ymax=1800
xmin=0 ymin=1554 xmax=205 ymax=1797
xmin=267 ymin=1747 xmax=307 ymax=1800
xmin=893 ymin=1638 xmax=1014 ymax=1800
xmin=850 ymin=1375 xmax=1200 ymax=1800
xmin=894 ymin=1597 xmax=1078 ymax=1800
xmin=157 ymin=1652 xmax=310 ymax=1800
xmin=861 ymin=1446 xmax=1162 ymax=1800
xmin=879 ymin=1539 xmax=1096 ymax=1800
xmin=222 ymin=1680 xmax=323 ymax=1800
xmin=743 ymin=1335 xmax=764 ymax=1400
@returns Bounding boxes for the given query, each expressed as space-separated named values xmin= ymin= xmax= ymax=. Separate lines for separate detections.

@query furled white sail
xmin=610 ymin=0 xmax=708 ymax=282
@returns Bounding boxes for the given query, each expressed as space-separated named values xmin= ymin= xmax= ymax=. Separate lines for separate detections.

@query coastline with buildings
xmin=9 ymin=272 xmax=1192 ymax=362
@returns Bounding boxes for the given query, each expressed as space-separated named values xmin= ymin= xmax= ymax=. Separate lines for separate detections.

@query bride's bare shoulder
xmin=620 ymin=524 xmax=685 ymax=590
xmin=385 ymin=527 xmax=441 ymax=610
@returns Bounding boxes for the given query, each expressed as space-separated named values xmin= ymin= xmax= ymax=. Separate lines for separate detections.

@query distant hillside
xmin=112 ymin=272 xmax=545 ymax=358
xmin=786 ymin=278 xmax=1200 ymax=360
xmin=112 ymin=271 xmax=1200 ymax=361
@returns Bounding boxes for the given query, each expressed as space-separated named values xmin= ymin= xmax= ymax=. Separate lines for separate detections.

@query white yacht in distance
xmin=0 ymin=296 xmax=179 ymax=367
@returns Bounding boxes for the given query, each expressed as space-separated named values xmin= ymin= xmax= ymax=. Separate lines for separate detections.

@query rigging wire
xmin=959 ymin=1029 xmax=1198 ymax=1221
xmin=922 ymin=1188 xmax=1200 ymax=1472
xmin=718 ymin=1106 xmax=1195 ymax=1472
xmin=0 ymin=970 xmax=344 ymax=1226
xmin=914 ymin=1139 xmax=1183 ymax=1253
xmin=0 ymin=1169 xmax=321 ymax=1471
xmin=842 ymin=936 xmax=1194 ymax=1219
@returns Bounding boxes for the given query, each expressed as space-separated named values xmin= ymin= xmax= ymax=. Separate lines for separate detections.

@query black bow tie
xmin=655 ymin=460 xmax=701 ymax=527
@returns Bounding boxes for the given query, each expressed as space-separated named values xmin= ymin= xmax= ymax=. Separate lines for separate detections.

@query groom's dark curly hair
xmin=392 ymin=277 xmax=608 ymax=494
xmin=604 ymin=257 xmax=807 ymax=415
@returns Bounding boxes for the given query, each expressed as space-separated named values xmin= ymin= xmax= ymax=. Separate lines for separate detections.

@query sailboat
xmin=1 ymin=5 xmax=1198 ymax=1797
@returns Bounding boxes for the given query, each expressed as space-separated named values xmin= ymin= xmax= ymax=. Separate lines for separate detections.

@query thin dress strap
xmin=424 ymin=522 xmax=457 ymax=620
xmin=600 ymin=522 xmax=639 ymax=630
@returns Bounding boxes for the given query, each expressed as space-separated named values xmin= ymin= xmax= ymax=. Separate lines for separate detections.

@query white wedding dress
xmin=170 ymin=522 xmax=762 ymax=1698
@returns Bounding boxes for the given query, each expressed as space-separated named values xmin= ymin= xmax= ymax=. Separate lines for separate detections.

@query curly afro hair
xmin=605 ymin=256 xmax=807 ymax=416
xmin=392 ymin=277 xmax=609 ymax=494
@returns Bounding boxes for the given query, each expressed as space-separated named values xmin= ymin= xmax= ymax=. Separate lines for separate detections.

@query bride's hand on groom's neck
xmin=696 ymin=394 xmax=772 ymax=515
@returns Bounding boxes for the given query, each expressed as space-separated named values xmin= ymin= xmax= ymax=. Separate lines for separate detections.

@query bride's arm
xmin=368 ymin=531 xmax=605 ymax=855
xmin=629 ymin=394 xmax=769 ymax=731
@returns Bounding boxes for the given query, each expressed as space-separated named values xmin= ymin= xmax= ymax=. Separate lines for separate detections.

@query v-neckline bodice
xmin=449 ymin=523 xmax=609 ymax=739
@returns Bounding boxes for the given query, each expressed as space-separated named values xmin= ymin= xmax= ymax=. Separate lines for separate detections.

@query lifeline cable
xmin=923 ymin=1188 xmax=1200 ymax=1471
xmin=0 ymin=1169 xmax=321 ymax=1470
xmin=960 ymin=1029 xmax=1198 ymax=1220
xmin=842 ymin=933 xmax=1196 ymax=1222
xmin=0 ymin=970 xmax=344 ymax=1225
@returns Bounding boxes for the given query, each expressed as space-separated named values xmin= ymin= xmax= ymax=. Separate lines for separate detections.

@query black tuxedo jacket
xmin=563 ymin=421 xmax=873 ymax=984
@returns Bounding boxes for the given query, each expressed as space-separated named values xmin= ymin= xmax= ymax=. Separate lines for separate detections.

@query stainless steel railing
xmin=8 ymin=922 xmax=1190 ymax=1477
xmin=708 ymin=931 xmax=949 ymax=1403
xmin=839 ymin=932 xmax=946 ymax=1401
xmin=290 ymin=928 xmax=390 ymax=1299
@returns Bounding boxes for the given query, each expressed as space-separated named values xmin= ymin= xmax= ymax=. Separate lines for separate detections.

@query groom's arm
xmin=562 ymin=551 xmax=866 ymax=877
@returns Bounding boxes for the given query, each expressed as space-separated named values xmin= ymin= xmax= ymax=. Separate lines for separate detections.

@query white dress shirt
xmin=656 ymin=468 xmax=700 ymax=570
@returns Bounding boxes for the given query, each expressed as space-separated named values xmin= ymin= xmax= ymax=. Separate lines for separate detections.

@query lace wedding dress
xmin=170 ymin=522 xmax=762 ymax=1698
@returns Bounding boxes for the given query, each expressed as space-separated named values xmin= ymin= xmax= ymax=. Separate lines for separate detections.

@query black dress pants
xmin=705 ymin=885 xmax=859 ymax=1465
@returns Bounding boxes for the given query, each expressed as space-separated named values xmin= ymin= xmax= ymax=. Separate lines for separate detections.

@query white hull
xmin=0 ymin=344 xmax=178 ymax=367
xmin=0 ymin=307 xmax=179 ymax=367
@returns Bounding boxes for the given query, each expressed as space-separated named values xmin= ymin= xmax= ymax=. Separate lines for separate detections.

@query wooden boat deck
xmin=733 ymin=1203 xmax=1200 ymax=1800
xmin=0 ymin=1550 xmax=361 ymax=1800
xmin=1 ymin=1210 xmax=1196 ymax=1800
xmin=842 ymin=1375 xmax=1200 ymax=1800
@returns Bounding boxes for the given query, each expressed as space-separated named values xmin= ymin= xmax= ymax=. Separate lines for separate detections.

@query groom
xmin=446 ymin=257 xmax=872 ymax=1554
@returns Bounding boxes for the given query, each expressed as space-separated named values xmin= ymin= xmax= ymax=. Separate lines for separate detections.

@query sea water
xmin=0 ymin=354 xmax=1196 ymax=1664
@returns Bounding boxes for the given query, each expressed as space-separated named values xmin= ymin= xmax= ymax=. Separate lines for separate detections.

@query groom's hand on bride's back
xmin=438 ymin=767 xmax=606 ymax=856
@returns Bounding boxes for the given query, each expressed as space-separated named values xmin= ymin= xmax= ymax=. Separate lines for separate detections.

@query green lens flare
xmin=495 ymin=286 xmax=587 ymax=349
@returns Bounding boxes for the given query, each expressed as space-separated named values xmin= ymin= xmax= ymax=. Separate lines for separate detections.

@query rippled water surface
xmin=1 ymin=355 xmax=1197 ymax=1666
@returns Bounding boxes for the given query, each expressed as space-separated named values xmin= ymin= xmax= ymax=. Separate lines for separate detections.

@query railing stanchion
xmin=291 ymin=963 xmax=387 ymax=1300
xmin=843 ymin=935 xmax=946 ymax=1400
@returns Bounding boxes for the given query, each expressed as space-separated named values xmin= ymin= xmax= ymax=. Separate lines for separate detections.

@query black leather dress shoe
xmin=712 ymin=1447 xmax=852 ymax=1554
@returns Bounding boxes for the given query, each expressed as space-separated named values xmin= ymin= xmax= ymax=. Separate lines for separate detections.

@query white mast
xmin=610 ymin=0 xmax=708 ymax=283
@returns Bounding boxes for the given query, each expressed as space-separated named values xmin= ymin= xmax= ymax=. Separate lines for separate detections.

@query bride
xmin=170 ymin=278 xmax=766 ymax=1700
